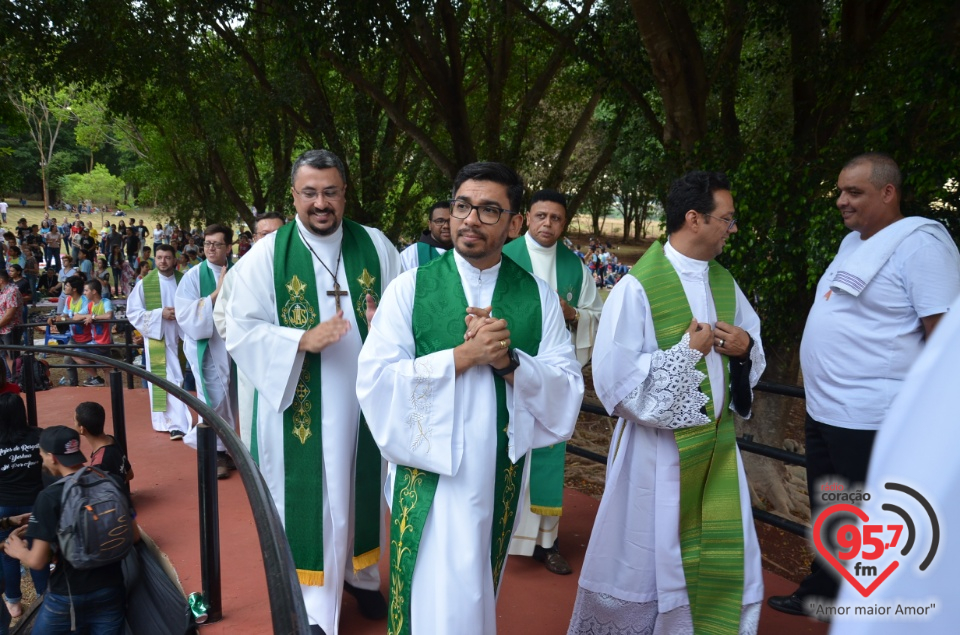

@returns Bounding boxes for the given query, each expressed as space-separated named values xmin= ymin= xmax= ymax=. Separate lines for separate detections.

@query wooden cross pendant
xmin=327 ymin=282 xmax=348 ymax=311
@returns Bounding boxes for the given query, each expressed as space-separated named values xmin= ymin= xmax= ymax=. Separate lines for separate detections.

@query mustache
xmin=310 ymin=206 xmax=335 ymax=215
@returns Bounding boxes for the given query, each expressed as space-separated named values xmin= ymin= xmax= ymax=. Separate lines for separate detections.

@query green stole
xmin=629 ymin=241 xmax=743 ymax=635
xmin=195 ymin=260 xmax=231 ymax=408
xmin=388 ymin=252 xmax=541 ymax=635
xmin=415 ymin=241 xmax=440 ymax=266
xmin=266 ymin=219 xmax=383 ymax=586
xmin=142 ymin=269 xmax=184 ymax=412
xmin=501 ymin=234 xmax=582 ymax=514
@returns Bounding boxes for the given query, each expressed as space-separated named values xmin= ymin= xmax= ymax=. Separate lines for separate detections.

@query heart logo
xmin=812 ymin=503 xmax=899 ymax=597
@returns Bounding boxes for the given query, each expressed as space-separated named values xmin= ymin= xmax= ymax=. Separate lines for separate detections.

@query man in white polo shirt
xmin=769 ymin=153 xmax=960 ymax=616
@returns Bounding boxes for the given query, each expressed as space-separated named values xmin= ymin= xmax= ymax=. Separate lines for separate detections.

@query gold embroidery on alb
xmin=292 ymin=371 xmax=313 ymax=444
xmin=356 ymin=268 xmax=379 ymax=317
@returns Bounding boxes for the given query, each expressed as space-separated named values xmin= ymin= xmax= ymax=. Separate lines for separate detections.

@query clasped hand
xmin=686 ymin=319 xmax=750 ymax=359
xmin=460 ymin=306 xmax=511 ymax=369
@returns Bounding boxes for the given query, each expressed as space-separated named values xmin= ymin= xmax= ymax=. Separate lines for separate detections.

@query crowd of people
xmin=0 ymin=149 xmax=955 ymax=635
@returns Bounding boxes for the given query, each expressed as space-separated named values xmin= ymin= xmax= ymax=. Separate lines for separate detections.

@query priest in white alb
xmin=174 ymin=223 xmax=237 ymax=478
xmin=222 ymin=150 xmax=400 ymax=635
xmin=356 ymin=162 xmax=584 ymax=635
xmin=126 ymin=243 xmax=192 ymax=440
xmin=398 ymin=200 xmax=452 ymax=271
xmin=569 ymin=171 xmax=766 ymax=635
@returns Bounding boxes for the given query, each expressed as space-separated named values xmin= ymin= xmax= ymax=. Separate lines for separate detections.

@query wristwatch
xmin=492 ymin=349 xmax=520 ymax=377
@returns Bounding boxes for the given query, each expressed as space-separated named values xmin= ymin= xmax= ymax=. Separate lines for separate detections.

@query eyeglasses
xmin=448 ymin=199 xmax=515 ymax=225
xmin=293 ymin=186 xmax=345 ymax=202
xmin=430 ymin=218 xmax=450 ymax=226
xmin=203 ymin=241 xmax=228 ymax=249
xmin=702 ymin=213 xmax=738 ymax=231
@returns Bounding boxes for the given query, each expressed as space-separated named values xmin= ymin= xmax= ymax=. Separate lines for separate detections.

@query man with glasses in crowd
xmin=399 ymin=200 xmax=453 ymax=271
xmin=222 ymin=149 xmax=400 ymax=635
xmin=569 ymin=171 xmax=766 ymax=635
xmin=357 ymin=161 xmax=583 ymax=635
xmin=175 ymin=223 xmax=237 ymax=479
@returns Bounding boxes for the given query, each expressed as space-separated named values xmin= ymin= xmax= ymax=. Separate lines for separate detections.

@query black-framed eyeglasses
xmin=430 ymin=218 xmax=450 ymax=226
xmin=448 ymin=199 xmax=515 ymax=225
xmin=203 ymin=241 xmax=228 ymax=249
xmin=702 ymin=213 xmax=738 ymax=231
xmin=293 ymin=186 xmax=345 ymax=202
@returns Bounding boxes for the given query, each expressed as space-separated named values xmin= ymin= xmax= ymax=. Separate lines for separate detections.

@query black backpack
xmin=15 ymin=356 xmax=52 ymax=391
xmin=57 ymin=466 xmax=135 ymax=569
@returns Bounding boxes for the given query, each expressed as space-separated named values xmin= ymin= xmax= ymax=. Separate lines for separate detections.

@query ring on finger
xmin=499 ymin=340 xmax=507 ymax=349
xmin=718 ymin=339 xmax=725 ymax=348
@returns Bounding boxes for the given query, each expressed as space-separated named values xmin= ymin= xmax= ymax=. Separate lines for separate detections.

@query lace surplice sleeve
xmin=612 ymin=332 xmax=711 ymax=429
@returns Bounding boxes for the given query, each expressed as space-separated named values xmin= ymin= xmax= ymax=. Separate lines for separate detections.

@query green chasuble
xmin=387 ymin=252 xmax=542 ymax=635
xmin=501 ymin=235 xmax=583 ymax=514
xmin=141 ymin=269 xmax=183 ymax=412
xmin=267 ymin=219 xmax=383 ymax=587
xmin=628 ymin=240 xmax=744 ymax=635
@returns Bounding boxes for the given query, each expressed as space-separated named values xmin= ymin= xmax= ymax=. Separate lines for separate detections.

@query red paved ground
xmin=33 ymin=386 xmax=827 ymax=634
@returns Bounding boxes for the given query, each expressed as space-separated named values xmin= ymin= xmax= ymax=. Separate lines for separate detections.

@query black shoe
xmin=343 ymin=582 xmax=387 ymax=620
xmin=533 ymin=544 xmax=572 ymax=575
xmin=169 ymin=429 xmax=185 ymax=441
xmin=767 ymin=592 xmax=807 ymax=616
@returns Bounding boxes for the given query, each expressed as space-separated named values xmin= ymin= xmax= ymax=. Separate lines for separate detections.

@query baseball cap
xmin=39 ymin=425 xmax=87 ymax=467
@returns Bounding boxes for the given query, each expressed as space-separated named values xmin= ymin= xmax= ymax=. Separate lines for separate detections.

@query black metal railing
xmin=20 ymin=318 xmax=140 ymax=388
xmin=1 ymin=345 xmax=310 ymax=634
xmin=570 ymin=381 xmax=809 ymax=537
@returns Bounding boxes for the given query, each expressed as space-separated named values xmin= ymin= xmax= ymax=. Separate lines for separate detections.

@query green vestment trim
xmin=142 ymin=269 xmax=183 ymax=412
xmin=629 ymin=241 xmax=743 ymax=635
xmin=267 ymin=220 xmax=384 ymax=586
xmin=502 ymin=235 xmax=583 ymax=514
xmin=388 ymin=252 xmax=542 ymax=635
xmin=415 ymin=242 xmax=439 ymax=266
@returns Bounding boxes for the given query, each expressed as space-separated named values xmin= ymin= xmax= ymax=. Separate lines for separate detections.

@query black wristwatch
xmin=492 ymin=349 xmax=521 ymax=377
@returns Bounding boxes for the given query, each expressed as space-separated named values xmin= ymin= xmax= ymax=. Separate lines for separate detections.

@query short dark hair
xmin=530 ymin=189 xmax=568 ymax=211
xmin=155 ymin=243 xmax=176 ymax=256
xmin=204 ymin=223 xmax=233 ymax=245
xmin=291 ymin=149 xmax=346 ymax=186
xmin=84 ymin=278 xmax=103 ymax=295
xmin=65 ymin=275 xmax=84 ymax=290
xmin=429 ymin=200 xmax=451 ymax=221
xmin=844 ymin=153 xmax=903 ymax=195
xmin=8 ymin=264 xmax=21 ymax=274
xmin=76 ymin=402 xmax=106 ymax=436
xmin=452 ymin=162 xmax=524 ymax=215
xmin=0 ymin=270 xmax=10 ymax=283
xmin=8 ymin=246 xmax=20 ymax=256
xmin=665 ymin=171 xmax=731 ymax=235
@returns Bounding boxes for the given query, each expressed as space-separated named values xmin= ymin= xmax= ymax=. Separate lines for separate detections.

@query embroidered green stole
xmin=388 ymin=252 xmax=541 ymax=635
xmin=629 ymin=241 xmax=743 ymax=635
xmin=502 ymin=235 xmax=582 ymax=514
xmin=415 ymin=241 xmax=440 ymax=266
xmin=267 ymin=219 xmax=383 ymax=586
xmin=142 ymin=269 xmax=184 ymax=412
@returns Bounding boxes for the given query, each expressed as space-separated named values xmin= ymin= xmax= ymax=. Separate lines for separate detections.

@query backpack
xmin=15 ymin=356 xmax=52 ymax=391
xmin=57 ymin=466 xmax=135 ymax=569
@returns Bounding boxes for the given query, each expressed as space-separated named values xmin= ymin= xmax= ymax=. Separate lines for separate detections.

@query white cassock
xmin=830 ymin=295 xmax=960 ymax=635
xmin=175 ymin=261 xmax=235 ymax=451
xmin=509 ymin=231 xmax=603 ymax=556
xmin=398 ymin=241 xmax=447 ymax=272
xmin=126 ymin=272 xmax=192 ymax=434
xmin=211 ymin=270 xmax=255 ymax=451
xmin=356 ymin=251 xmax=584 ymax=635
xmin=570 ymin=240 xmax=766 ymax=635
xmin=223 ymin=217 xmax=399 ymax=634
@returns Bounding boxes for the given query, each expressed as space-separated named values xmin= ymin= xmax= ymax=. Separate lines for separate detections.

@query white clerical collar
xmin=294 ymin=215 xmax=344 ymax=251
xmin=665 ymin=239 xmax=709 ymax=276
xmin=524 ymin=231 xmax=557 ymax=256
xmin=452 ymin=249 xmax=503 ymax=278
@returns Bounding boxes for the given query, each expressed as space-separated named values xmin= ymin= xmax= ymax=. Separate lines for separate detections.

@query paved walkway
xmin=33 ymin=386 xmax=828 ymax=634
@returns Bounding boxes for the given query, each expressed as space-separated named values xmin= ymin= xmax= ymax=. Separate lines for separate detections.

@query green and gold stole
xmin=142 ymin=269 xmax=184 ymax=412
xmin=266 ymin=219 xmax=383 ymax=586
xmin=502 ymin=235 xmax=582 ymax=515
xmin=387 ymin=252 xmax=541 ymax=635
xmin=415 ymin=241 xmax=440 ymax=266
xmin=629 ymin=241 xmax=743 ymax=635
xmin=195 ymin=259 xmax=231 ymax=408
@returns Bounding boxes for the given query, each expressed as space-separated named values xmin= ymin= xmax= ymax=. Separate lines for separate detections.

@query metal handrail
xmin=571 ymin=381 xmax=810 ymax=536
xmin=0 ymin=345 xmax=310 ymax=634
